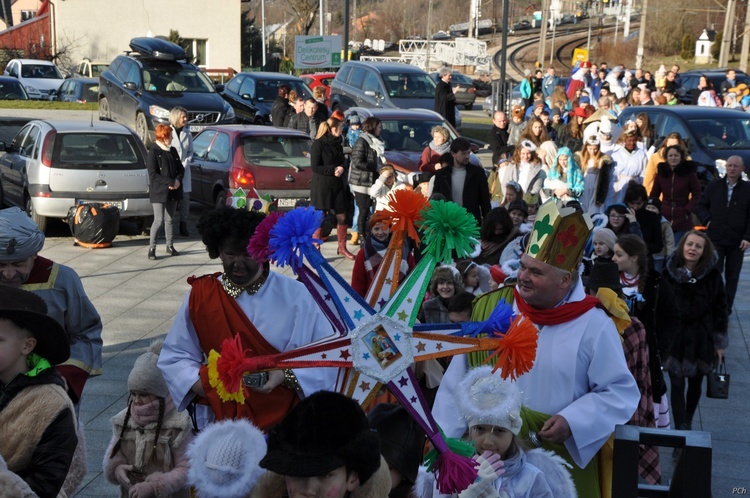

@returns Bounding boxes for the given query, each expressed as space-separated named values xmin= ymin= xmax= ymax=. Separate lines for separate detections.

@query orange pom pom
xmin=486 ymin=315 xmax=539 ymax=380
xmin=385 ymin=189 xmax=429 ymax=243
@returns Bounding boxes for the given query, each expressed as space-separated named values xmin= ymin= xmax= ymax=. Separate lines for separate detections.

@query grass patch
xmin=462 ymin=122 xmax=491 ymax=143
xmin=0 ymin=101 xmax=98 ymax=111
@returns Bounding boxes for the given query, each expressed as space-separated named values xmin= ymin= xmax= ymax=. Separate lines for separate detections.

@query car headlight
xmin=225 ymin=105 xmax=236 ymax=121
xmin=148 ymin=105 xmax=170 ymax=119
xmin=25 ymin=85 xmax=39 ymax=93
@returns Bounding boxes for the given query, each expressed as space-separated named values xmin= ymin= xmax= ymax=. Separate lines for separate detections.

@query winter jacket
xmin=432 ymin=164 xmax=492 ymax=226
xmin=250 ymin=456 xmax=392 ymax=498
xmin=147 ymin=143 xmax=184 ymax=204
xmin=271 ymin=96 xmax=290 ymax=126
xmin=309 ymin=133 xmax=347 ymax=213
xmin=0 ymin=368 xmax=78 ymax=498
xmin=350 ymin=134 xmax=381 ymax=189
xmin=650 ymin=161 xmax=702 ymax=232
xmin=695 ymin=178 xmax=750 ymax=247
xmin=487 ymin=125 xmax=513 ymax=164
xmin=103 ymin=398 xmax=192 ymax=498
xmin=662 ymin=252 xmax=728 ymax=378
xmin=435 ymin=79 xmax=457 ymax=127
xmin=498 ymin=161 xmax=546 ymax=198
xmin=287 ymin=112 xmax=321 ymax=137
xmin=418 ymin=297 xmax=450 ymax=324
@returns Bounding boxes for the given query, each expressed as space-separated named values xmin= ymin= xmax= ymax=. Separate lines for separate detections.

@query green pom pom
xmin=417 ymin=200 xmax=479 ymax=263
xmin=423 ymin=432 xmax=476 ymax=471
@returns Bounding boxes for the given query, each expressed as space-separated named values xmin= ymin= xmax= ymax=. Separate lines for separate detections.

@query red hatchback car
xmin=300 ymin=72 xmax=336 ymax=106
xmin=189 ymin=125 xmax=313 ymax=210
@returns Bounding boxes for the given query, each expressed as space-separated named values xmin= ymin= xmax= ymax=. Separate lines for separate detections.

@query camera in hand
xmin=243 ymin=372 xmax=269 ymax=388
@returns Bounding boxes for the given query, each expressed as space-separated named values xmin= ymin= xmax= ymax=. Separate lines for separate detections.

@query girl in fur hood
xmin=104 ymin=340 xmax=192 ymax=498
xmin=428 ymin=366 xmax=576 ymax=498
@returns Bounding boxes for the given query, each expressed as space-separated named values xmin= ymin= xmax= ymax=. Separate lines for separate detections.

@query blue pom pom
xmin=268 ymin=207 xmax=323 ymax=272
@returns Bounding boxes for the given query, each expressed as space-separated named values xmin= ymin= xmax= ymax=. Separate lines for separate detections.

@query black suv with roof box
xmin=99 ymin=37 xmax=235 ymax=147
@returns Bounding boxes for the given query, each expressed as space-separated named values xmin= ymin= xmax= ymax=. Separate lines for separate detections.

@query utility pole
xmin=343 ymin=0 xmax=350 ymax=62
xmin=426 ymin=0 xmax=433 ymax=70
xmin=320 ymin=0 xmax=324 ymax=35
xmin=719 ymin=0 xmax=737 ymax=67
xmin=740 ymin=0 xmax=750 ymax=72
xmin=635 ymin=0 xmax=647 ymax=69
xmin=499 ymin=0 xmax=509 ymax=111
xmin=624 ymin=0 xmax=632 ymax=38
xmin=538 ymin=0 xmax=549 ymax=67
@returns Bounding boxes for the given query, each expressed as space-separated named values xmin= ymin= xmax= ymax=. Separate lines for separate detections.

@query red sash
xmin=513 ymin=287 xmax=601 ymax=326
xmin=188 ymin=274 xmax=298 ymax=430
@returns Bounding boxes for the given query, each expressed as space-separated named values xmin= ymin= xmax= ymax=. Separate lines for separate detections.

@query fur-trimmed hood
xmin=250 ymin=455 xmax=392 ymax=498
xmin=665 ymin=249 xmax=719 ymax=283
xmin=656 ymin=159 xmax=697 ymax=178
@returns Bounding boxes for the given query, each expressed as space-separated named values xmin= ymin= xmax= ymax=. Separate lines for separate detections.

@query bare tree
xmin=284 ymin=0 xmax=319 ymax=35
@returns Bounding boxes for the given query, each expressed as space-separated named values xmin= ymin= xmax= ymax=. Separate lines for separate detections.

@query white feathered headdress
xmin=457 ymin=366 xmax=523 ymax=434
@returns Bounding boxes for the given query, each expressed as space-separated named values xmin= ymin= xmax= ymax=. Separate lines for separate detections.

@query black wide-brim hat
xmin=0 ymin=285 xmax=69 ymax=365
xmin=260 ymin=391 xmax=381 ymax=482
xmin=583 ymin=262 xmax=623 ymax=291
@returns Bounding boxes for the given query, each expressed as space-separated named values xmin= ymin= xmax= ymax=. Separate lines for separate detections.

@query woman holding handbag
xmin=612 ymin=235 xmax=680 ymax=429
xmin=661 ymin=230 xmax=728 ymax=431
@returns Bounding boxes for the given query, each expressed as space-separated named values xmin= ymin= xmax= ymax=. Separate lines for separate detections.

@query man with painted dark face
xmin=0 ymin=207 xmax=102 ymax=407
xmin=158 ymin=206 xmax=337 ymax=431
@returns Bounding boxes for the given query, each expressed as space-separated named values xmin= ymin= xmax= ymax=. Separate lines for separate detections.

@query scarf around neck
xmin=362 ymin=132 xmax=386 ymax=160
xmin=429 ymin=140 xmax=451 ymax=155
xmin=513 ymin=287 xmax=600 ymax=326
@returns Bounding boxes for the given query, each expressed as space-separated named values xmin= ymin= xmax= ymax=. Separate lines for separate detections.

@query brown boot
xmin=349 ymin=231 xmax=359 ymax=245
xmin=312 ymin=228 xmax=322 ymax=250
xmin=336 ymin=225 xmax=356 ymax=260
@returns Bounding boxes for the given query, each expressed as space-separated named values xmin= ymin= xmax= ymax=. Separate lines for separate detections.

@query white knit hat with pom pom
xmin=457 ymin=366 xmax=523 ymax=435
xmin=187 ymin=419 xmax=267 ymax=498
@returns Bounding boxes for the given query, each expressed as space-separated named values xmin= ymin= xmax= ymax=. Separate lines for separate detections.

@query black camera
xmin=242 ymin=372 xmax=269 ymax=388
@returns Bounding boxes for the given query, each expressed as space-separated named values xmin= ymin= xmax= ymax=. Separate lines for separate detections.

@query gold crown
xmin=525 ymin=199 xmax=593 ymax=272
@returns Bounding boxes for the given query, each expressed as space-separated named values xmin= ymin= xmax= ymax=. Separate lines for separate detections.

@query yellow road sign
xmin=572 ymin=48 xmax=589 ymax=67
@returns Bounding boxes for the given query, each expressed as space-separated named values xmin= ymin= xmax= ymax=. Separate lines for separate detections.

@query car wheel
xmin=99 ymin=97 xmax=110 ymax=121
xmin=135 ymin=112 xmax=152 ymax=148
xmin=215 ymin=189 xmax=227 ymax=210
xmin=25 ymin=194 xmax=47 ymax=232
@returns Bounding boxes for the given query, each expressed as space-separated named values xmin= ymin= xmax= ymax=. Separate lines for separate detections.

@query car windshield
xmin=382 ymin=73 xmax=436 ymax=98
xmin=0 ymin=80 xmax=28 ymax=99
xmin=80 ymin=83 xmax=99 ymax=103
xmin=686 ymin=116 xmax=750 ymax=150
xmin=21 ymin=64 xmax=62 ymax=79
xmin=240 ymin=135 xmax=311 ymax=167
xmin=57 ymin=133 xmax=141 ymax=167
xmin=91 ymin=64 xmax=108 ymax=77
xmin=379 ymin=119 xmax=456 ymax=152
xmin=451 ymin=73 xmax=473 ymax=84
xmin=254 ymin=79 xmax=312 ymax=101
xmin=143 ymin=67 xmax=215 ymax=93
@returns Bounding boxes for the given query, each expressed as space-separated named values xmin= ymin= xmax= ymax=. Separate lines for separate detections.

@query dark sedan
xmin=0 ymin=76 xmax=29 ymax=100
xmin=190 ymin=125 xmax=313 ymax=210
xmin=220 ymin=72 xmax=313 ymax=125
xmin=675 ymin=70 xmax=750 ymax=104
xmin=54 ymin=77 xmax=98 ymax=103
xmin=618 ymin=106 xmax=750 ymax=181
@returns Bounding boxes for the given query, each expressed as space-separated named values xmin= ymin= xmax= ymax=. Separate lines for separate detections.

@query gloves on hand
xmin=457 ymin=451 xmax=505 ymax=498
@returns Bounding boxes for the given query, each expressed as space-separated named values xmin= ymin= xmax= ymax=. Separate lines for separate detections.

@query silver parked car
xmin=0 ymin=120 xmax=152 ymax=232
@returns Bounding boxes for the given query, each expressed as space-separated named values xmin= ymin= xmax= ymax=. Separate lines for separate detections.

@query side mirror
xmin=241 ymin=93 xmax=254 ymax=102
xmin=123 ymin=81 xmax=137 ymax=90
xmin=0 ymin=141 xmax=6 ymax=151
xmin=215 ymin=83 xmax=224 ymax=92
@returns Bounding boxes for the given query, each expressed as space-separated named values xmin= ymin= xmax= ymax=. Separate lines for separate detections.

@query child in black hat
xmin=0 ymin=285 xmax=78 ymax=497
xmin=256 ymin=391 xmax=391 ymax=498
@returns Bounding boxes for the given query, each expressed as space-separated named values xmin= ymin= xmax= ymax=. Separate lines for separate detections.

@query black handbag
xmin=706 ymin=360 xmax=730 ymax=399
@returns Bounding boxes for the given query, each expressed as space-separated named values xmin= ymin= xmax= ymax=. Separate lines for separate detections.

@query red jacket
xmin=650 ymin=161 xmax=702 ymax=232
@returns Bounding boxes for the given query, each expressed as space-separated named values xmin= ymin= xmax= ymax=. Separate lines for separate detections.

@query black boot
xmin=166 ymin=245 xmax=179 ymax=256
xmin=179 ymin=222 xmax=189 ymax=237
xmin=148 ymin=247 xmax=156 ymax=260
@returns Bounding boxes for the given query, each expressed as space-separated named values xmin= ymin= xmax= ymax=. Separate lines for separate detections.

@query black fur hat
xmin=367 ymin=403 xmax=425 ymax=484
xmin=260 ymin=391 xmax=381 ymax=483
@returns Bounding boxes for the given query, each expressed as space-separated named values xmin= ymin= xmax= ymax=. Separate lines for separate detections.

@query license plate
xmin=190 ymin=125 xmax=206 ymax=134
xmin=78 ymin=200 xmax=123 ymax=210
xmin=277 ymin=198 xmax=300 ymax=208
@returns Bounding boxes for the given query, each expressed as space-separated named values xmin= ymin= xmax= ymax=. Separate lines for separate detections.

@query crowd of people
xmin=0 ymin=60 xmax=746 ymax=498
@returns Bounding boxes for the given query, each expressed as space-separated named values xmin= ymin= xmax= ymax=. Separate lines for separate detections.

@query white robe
xmin=432 ymin=279 xmax=639 ymax=468
xmin=158 ymin=271 xmax=338 ymax=429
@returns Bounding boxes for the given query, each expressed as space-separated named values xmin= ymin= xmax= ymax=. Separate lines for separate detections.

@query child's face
xmin=0 ymin=318 xmax=36 ymax=385
xmin=558 ymin=154 xmax=569 ymax=169
xmin=504 ymin=187 xmax=518 ymax=203
xmin=131 ymin=391 xmax=158 ymax=406
xmin=371 ymin=223 xmax=391 ymax=242
xmin=470 ymin=425 xmax=514 ymax=458
xmin=509 ymin=209 xmax=526 ymax=227
xmin=449 ymin=310 xmax=472 ymax=323
xmin=527 ymin=204 xmax=538 ymax=216
xmin=464 ymin=267 xmax=479 ymax=288
xmin=592 ymin=240 xmax=610 ymax=257
xmin=285 ymin=467 xmax=359 ymax=498
xmin=645 ymin=204 xmax=660 ymax=215
xmin=435 ymin=280 xmax=456 ymax=300
xmin=350 ymin=123 xmax=360 ymax=131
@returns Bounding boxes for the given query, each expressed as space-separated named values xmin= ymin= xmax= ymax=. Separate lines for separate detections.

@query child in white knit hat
xmin=103 ymin=340 xmax=193 ymax=498
xmin=432 ymin=366 xmax=576 ymax=498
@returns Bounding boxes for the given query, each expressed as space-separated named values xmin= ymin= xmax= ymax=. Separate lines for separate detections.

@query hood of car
xmin=24 ymin=78 xmax=63 ymax=91
xmin=143 ymin=91 xmax=228 ymax=112
xmin=384 ymin=150 xmax=421 ymax=173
